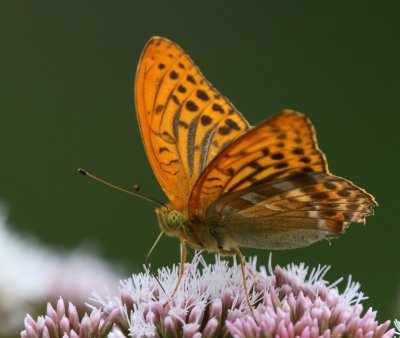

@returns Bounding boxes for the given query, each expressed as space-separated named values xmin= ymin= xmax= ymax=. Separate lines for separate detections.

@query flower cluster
xmin=0 ymin=210 xmax=119 ymax=335
xmin=21 ymin=299 xmax=122 ymax=338
xmin=22 ymin=254 xmax=396 ymax=338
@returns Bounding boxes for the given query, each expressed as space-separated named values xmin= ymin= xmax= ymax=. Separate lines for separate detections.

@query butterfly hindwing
xmin=189 ymin=110 xmax=328 ymax=213
xmin=189 ymin=110 xmax=376 ymax=248
xmin=135 ymin=37 xmax=250 ymax=207
xmin=204 ymin=172 xmax=376 ymax=249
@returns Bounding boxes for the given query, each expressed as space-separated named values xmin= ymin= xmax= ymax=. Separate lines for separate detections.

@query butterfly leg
xmin=233 ymin=247 xmax=255 ymax=316
xmin=219 ymin=248 xmax=256 ymax=278
xmin=169 ymin=240 xmax=188 ymax=301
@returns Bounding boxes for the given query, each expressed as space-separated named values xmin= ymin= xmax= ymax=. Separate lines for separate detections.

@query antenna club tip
xmin=77 ymin=168 xmax=87 ymax=175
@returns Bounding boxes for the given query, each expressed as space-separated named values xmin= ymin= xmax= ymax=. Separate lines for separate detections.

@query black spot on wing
xmin=322 ymin=210 xmax=337 ymax=216
xmin=262 ymin=148 xmax=270 ymax=156
xmin=178 ymin=85 xmax=187 ymax=93
xmin=155 ymin=104 xmax=164 ymax=114
xmin=323 ymin=182 xmax=337 ymax=190
xmin=196 ymin=89 xmax=210 ymax=101
xmin=299 ymin=157 xmax=311 ymax=163
xmin=171 ymin=95 xmax=180 ymax=105
xmin=218 ymin=126 xmax=230 ymax=135
xmin=271 ymin=153 xmax=284 ymax=160
xmin=338 ymin=190 xmax=352 ymax=197
xmin=170 ymin=71 xmax=179 ymax=79
xmin=159 ymin=147 xmax=170 ymax=153
xmin=275 ymin=162 xmax=289 ymax=169
xmin=326 ymin=203 xmax=339 ymax=208
xmin=225 ymin=118 xmax=241 ymax=131
xmin=201 ymin=115 xmax=212 ymax=126
xmin=179 ymin=121 xmax=189 ymax=129
xmin=293 ymin=148 xmax=304 ymax=155
xmin=187 ymin=75 xmax=196 ymax=84
xmin=301 ymin=167 xmax=314 ymax=172
xmin=346 ymin=204 xmax=358 ymax=210
xmin=186 ymin=100 xmax=198 ymax=112
xmin=217 ymin=118 xmax=243 ymax=136
xmin=212 ymin=103 xmax=225 ymax=114
xmin=248 ymin=161 xmax=263 ymax=170
xmin=312 ymin=192 xmax=329 ymax=200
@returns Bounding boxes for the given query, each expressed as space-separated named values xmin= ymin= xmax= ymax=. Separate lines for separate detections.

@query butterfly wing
xmin=135 ymin=37 xmax=250 ymax=207
xmin=189 ymin=110 xmax=376 ymax=249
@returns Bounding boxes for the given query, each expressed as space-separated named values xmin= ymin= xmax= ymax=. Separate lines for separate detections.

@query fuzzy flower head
xmin=22 ymin=254 xmax=395 ymax=338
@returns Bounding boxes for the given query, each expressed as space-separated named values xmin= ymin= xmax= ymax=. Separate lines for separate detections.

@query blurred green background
xmin=1 ymin=0 xmax=399 ymax=325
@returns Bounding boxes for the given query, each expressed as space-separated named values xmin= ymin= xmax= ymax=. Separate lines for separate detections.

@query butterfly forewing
xmin=135 ymin=37 xmax=250 ymax=206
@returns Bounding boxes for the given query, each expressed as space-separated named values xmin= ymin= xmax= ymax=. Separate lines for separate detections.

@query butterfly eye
xmin=166 ymin=211 xmax=182 ymax=229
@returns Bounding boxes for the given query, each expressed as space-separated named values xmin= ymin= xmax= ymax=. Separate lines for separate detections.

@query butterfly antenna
xmin=77 ymin=168 xmax=167 ymax=208
xmin=145 ymin=231 xmax=166 ymax=294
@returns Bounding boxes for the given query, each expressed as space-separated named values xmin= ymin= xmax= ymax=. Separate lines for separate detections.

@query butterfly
xmin=82 ymin=36 xmax=376 ymax=311
xmin=136 ymin=35 xmax=376 ymax=247
xmin=133 ymin=36 xmax=377 ymax=309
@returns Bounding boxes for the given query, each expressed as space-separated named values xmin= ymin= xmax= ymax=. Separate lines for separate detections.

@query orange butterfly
xmin=80 ymin=36 xmax=376 ymax=311
xmin=133 ymin=36 xmax=376 ymax=308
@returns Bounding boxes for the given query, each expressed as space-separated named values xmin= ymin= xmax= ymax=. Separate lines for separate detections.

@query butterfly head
xmin=166 ymin=210 xmax=182 ymax=228
xmin=156 ymin=207 xmax=186 ymax=237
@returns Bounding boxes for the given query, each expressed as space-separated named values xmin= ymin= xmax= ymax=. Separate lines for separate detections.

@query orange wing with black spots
xmin=189 ymin=110 xmax=327 ymax=213
xmin=135 ymin=37 xmax=250 ymax=207
xmin=189 ymin=110 xmax=376 ymax=239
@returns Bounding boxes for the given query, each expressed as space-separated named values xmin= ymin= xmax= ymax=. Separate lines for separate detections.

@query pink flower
xmin=0 ymin=210 xmax=119 ymax=335
xmin=21 ymin=298 xmax=124 ymax=338
xmin=21 ymin=254 xmax=396 ymax=338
